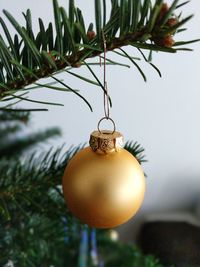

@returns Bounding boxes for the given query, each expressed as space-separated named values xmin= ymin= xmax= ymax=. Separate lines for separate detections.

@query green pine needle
xmin=0 ymin=0 xmax=197 ymax=111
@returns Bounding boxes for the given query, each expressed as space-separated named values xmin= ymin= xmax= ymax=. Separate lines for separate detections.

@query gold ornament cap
xmin=89 ymin=130 xmax=124 ymax=154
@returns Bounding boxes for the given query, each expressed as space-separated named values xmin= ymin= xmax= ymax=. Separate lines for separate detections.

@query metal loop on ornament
xmin=97 ymin=117 xmax=116 ymax=134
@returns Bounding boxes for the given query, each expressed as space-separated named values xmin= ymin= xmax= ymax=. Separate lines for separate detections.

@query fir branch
xmin=0 ymin=146 xmax=80 ymax=223
xmin=0 ymin=124 xmax=21 ymax=139
xmin=0 ymin=128 xmax=61 ymax=159
xmin=0 ymin=110 xmax=30 ymax=122
xmin=0 ymin=110 xmax=148 ymax=266
xmin=0 ymin=0 xmax=197 ymax=110
xmin=0 ymin=140 xmax=146 ymax=223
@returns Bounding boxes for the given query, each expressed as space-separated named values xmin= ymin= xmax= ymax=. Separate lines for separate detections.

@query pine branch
xmin=0 ymin=110 xmax=29 ymax=122
xmin=0 ymin=0 xmax=198 ymax=110
xmin=0 ymin=110 xmax=62 ymax=160
xmin=0 ymin=113 xmax=147 ymax=266
xmin=0 ymin=140 xmax=145 ymax=224
xmin=0 ymin=128 xmax=61 ymax=159
xmin=0 ymin=214 xmax=163 ymax=267
xmin=98 ymin=237 xmax=163 ymax=267
xmin=0 ymin=146 xmax=81 ymax=224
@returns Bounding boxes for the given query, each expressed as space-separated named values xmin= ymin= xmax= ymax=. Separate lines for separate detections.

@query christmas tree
xmin=0 ymin=0 xmax=198 ymax=266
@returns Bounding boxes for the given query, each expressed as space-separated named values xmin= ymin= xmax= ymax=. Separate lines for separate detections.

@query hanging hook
xmin=97 ymin=30 xmax=116 ymax=134
xmin=102 ymin=30 xmax=110 ymax=119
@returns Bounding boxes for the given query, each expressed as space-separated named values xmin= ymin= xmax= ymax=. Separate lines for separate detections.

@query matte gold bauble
xmin=62 ymin=130 xmax=145 ymax=228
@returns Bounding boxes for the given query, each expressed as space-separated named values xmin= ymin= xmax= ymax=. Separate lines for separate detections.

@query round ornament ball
xmin=62 ymin=130 xmax=145 ymax=228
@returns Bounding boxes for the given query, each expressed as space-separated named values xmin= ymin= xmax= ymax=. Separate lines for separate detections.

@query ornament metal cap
xmin=89 ymin=130 xmax=124 ymax=154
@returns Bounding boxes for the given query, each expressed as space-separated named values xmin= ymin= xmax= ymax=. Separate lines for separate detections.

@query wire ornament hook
xmin=97 ymin=30 xmax=116 ymax=134
xmin=102 ymin=30 xmax=110 ymax=120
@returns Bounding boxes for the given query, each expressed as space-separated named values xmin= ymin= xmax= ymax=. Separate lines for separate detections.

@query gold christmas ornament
xmin=62 ymin=31 xmax=145 ymax=228
xmin=62 ymin=119 xmax=145 ymax=228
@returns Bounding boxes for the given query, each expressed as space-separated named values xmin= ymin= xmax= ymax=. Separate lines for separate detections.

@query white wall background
xmin=1 ymin=0 xmax=200 ymax=239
